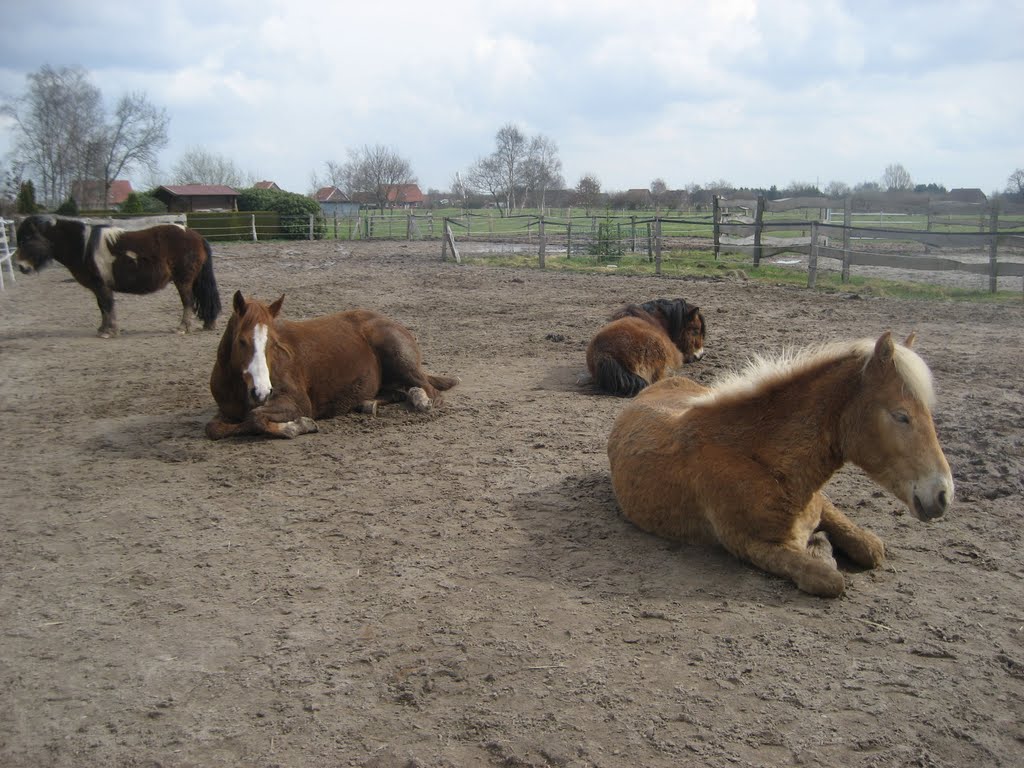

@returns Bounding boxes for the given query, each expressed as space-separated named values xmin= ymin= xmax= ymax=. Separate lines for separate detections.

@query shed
xmin=315 ymin=187 xmax=359 ymax=218
xmin=154 ymin=185 xmax=239 ymax=213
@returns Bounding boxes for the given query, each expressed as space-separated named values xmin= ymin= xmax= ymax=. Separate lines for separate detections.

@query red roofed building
xmin=71 ymin=179 xmax=134 ymax=209
xmin=386 ymin=184 xmax=424 ymax=208
xmin=153 ymin=185 xmax=239 ymax=212
xmin=253 ymin=181 xmax=281 ymax=191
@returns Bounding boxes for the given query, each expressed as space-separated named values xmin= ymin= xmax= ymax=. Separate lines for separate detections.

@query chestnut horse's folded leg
xmin=815 ymin=493 xmax=886 ymax=569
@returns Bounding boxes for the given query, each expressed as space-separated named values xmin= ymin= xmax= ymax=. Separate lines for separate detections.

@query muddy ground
xmin=1 ymin=239 xmax=1022 ymax=768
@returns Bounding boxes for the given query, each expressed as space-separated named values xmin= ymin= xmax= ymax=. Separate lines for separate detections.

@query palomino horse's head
xmin=227 ymin=290 xmax=285 ymax=407
xmin=13 ymin=215 xmax=58 ymax=273
xmin=845 ymin=332 xmax=953 ymax=521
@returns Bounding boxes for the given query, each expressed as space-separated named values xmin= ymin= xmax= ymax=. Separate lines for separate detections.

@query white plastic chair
xmin=0 ymin=219 xmax=14 ymax=289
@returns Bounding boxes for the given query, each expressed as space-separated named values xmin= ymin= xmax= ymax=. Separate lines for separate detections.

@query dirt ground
xmin=1 ymin=239 xmax=1022 ymax=768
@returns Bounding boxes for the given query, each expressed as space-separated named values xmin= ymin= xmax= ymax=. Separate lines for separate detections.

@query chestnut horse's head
xmin=845 ymin=332 xmax=953 ymax=521
xmin=225 ymin=290 xmax=285 ymax=407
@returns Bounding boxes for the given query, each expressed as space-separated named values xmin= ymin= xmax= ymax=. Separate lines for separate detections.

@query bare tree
xmin=3 ymin=65 xmax=104 ymax=207
xmin=97 ymin=92 xmax=169 ymax=203
xmin=172 ymin=147 xmax=247 ymax=187
xmin=521 ymin=134 xmax=563 ymax=211
xmin=465 ymin=154 xmax=504 ymax=209
xmin=1006 ymin=168 xmax=1024 ymax=198
xmin=574 ymin=173 xmax=602 ymax=214
xmin=466 ymin=125 xmax=562 ymax=214
xmin=883 ymin=163 xmax=913 ymax=191
xmin=824 ymin=180 xmax=851 ymax=198
xmin=340 ymin=144 xmax=416 ymax=210
xmin=650 ymin=178 xmax=668 ymax=209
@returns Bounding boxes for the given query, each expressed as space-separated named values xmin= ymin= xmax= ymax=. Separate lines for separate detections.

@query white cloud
xmin=1 ymin=0 xmax=1021 ymax=195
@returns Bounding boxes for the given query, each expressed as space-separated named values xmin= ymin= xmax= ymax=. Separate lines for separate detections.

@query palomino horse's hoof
xmin=408 ymin=387 xmax=431 ymax=411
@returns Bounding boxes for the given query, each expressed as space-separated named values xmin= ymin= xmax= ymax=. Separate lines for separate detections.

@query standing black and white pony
xmin=14 ymin=215 xmax=222 ymax=337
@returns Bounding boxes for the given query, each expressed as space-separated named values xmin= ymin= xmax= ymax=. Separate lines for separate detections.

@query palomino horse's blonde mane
xmin=696 ymin=337 xmax=936 ymax=408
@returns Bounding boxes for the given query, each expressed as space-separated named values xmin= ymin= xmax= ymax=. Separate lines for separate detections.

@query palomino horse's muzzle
xmin=911 ymin=473 xmax=954 ymax=521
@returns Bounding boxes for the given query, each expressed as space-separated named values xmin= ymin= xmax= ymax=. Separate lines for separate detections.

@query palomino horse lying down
xmin=206 ymin=291 xmax=458 ymax=440
xmin=586 ymin=298 xmax=706 ymax=397
xmin=607 ymin=332 xmax=953 ymax=597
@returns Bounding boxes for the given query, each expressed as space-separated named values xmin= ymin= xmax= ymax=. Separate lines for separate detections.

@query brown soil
xmin=2 ymin=240 xmax=1023 ymax=768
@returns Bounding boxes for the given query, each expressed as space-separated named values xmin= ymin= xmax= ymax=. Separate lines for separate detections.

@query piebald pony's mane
xmin=697 ymin=338 xmax=936 ymax=408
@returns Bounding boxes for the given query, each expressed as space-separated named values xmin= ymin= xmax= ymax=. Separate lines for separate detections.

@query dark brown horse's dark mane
xmin=612 ymin=298 xmax=704 ymax=341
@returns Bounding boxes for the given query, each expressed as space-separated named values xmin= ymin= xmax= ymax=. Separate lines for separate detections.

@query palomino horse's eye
xmin=891 ymin=410 xmax=911 ymax=424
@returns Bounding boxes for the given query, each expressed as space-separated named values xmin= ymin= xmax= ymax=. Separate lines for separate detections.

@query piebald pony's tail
xmin=194 ymin=238 xmax=222 ymax=329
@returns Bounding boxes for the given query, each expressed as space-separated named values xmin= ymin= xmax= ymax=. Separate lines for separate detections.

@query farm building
xmin=154 ymin=185 xmax=239 ymax=213
xmin=314 ymin=187 xmax=360 ymax=218
xmin=386 ymin=184 xmax=424 ymax=208
xmin=70 ymin=179 xmax=134 ymax=209
xmin=253 ymin=181 xmax=281 ymax=191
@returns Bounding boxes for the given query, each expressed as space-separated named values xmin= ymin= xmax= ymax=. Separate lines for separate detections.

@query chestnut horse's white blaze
xmin=607 ymin=332 xmax=954 ymax=597
xmin=246 ymin=323 xmax=273 ymax=404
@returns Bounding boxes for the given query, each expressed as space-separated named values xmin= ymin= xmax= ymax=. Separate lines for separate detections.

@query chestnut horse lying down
xmin=586 ymin=298 xmax=706 ymax=397
xmin=206 ymin=291 xmax=458 ymax=440
xmin=607 ymin=332 xmax=953 ymax=597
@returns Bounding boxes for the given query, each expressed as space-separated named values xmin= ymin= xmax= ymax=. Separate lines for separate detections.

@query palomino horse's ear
xmin=233 ymin=290 xmax=247 ymax=315
xmin=904 ymin=331 xmax=917 ymax=348
xmin=269 ymin=295 xmax=285 ymax=317
xmin=873 ymin=331 xmax=895 ymax=365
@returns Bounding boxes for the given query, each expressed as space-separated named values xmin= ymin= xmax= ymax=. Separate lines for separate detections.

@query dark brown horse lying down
xmin=586 ymin=298 xmax=706 ymax=397
xmin=206 ymin=291 xmax=457 ymax=440
xmin=607 ymin=332 xmax=953 ymax=597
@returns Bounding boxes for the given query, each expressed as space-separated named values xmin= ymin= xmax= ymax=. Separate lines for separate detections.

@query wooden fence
xmin=713 ymin=195 xmax=1024 ymax=293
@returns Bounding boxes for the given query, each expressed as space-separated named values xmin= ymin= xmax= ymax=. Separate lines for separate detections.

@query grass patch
xmin=458 ymin=249 xmax=1022 ymax=303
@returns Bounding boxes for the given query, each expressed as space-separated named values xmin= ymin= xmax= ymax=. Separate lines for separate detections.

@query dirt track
xmin=1 ymin=239 xmax=1023 ymax=768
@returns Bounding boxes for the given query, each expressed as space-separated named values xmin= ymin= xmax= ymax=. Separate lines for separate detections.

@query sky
xmin=0 ymin=0 xmax=1021 ymax=197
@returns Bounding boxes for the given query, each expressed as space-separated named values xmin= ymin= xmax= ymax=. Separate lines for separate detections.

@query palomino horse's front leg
xmin=815 ymin=493 xmax=885 ymax=569
xmin=741 ymin=540 xmax=847 ymax=597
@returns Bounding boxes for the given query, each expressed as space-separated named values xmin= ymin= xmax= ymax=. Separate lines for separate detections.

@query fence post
xmin=538 ymin=216 xmax=546 ymax=269
xmin=308 ymin=214 xmax=314 ymax=240
xmin=753 ymin=194 xmax=765 ymax=266
xmin=841 ymin=196 xmax=852 ymax=283
xmin=566 ymin=221 xmax=573 ymax=258
xmin=251 ymin=214 xmax=257 ymax=242
xmin=654 ymin=217 xmax=662 ymax=275
xmin=808 ymin=221 xmax=819 ymax=289
xmin=631 ymin=215 xmax=637 ymax=253
xmin=712 ymin=195 xmax=720 ymax=260
xmin=989 ymin=206 xmax=999 ymax=294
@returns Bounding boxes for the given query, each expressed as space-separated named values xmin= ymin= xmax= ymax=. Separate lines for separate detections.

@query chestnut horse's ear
xmin=269 ymin=295 xmax=285 ymax=317
xmin=233 ymin=290 xmax=247 ymax=315
xmin=873 ymin=331 xmax=895 ymax=366
xmin=904 ymin=331 xmax=917 ymax=348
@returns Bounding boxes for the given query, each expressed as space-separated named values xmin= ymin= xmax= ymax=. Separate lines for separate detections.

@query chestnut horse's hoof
xmin=279 ymin=417 xmax=318 ymax=438
xmin=408 ymin=387 xmax=431 ymax=411
xmin=356 ymin=400 xmax=379 ymax=416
